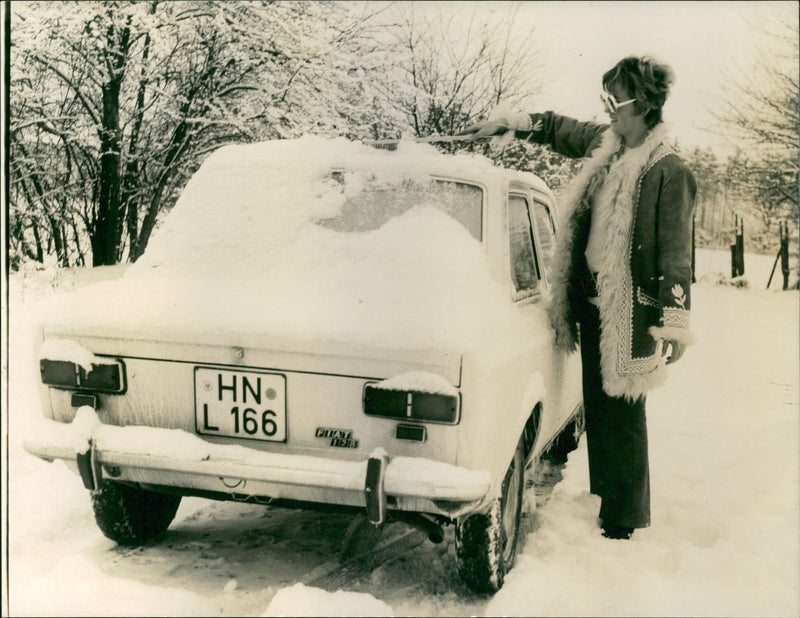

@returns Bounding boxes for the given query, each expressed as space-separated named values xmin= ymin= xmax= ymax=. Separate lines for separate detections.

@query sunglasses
xmin=601 ymin=91 xmax=636 ymax=113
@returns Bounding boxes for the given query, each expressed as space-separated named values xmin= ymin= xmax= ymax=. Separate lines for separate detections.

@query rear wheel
xmin=455 ymin=439 xmax=524 ymax=594
xmin=91 ymin=481 xmax=182 ymax=546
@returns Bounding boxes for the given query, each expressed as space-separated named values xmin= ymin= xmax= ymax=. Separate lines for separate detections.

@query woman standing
xmin=461 ymin=56 xmax=697 ymax=539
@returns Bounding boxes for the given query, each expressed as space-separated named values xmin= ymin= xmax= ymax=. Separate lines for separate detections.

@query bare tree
xmin=10 ymin=55 xmax=96 ymax=269
xmin=711 ymin=6 xmax=799 ymax=232
xmin=10 ymin=1 xmax=398 ymax=267
xmin=377 ymin=3 xmax=542 ymax=140
xmin=361 ymin=3 xmax=581 ymax=190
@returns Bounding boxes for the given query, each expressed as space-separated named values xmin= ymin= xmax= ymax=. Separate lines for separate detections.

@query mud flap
xmin=364 ymin=452 xmax=389 ymax=525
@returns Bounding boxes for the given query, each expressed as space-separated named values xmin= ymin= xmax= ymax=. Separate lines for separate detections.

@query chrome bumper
xmin=23 ymin=410 xmax=490 ymax=519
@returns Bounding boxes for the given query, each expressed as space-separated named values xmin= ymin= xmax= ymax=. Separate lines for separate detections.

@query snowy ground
xmin=4 ymin=249 xmax=799 ymax=617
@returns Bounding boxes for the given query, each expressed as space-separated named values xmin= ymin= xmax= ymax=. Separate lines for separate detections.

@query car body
xmin=24 ymin=136 xmax=582 ymax=593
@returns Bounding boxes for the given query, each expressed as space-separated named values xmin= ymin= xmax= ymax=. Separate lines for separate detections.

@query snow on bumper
xmin=22 ymin=408 xmax=490 ymax=516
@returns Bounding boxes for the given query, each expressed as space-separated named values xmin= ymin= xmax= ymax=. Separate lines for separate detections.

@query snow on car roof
xmin=34 ymin=136 xmax=552 ymax=354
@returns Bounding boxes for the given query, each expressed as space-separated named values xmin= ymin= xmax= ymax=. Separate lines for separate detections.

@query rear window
xmin=317 ymin=174 xmax=483 ymax=240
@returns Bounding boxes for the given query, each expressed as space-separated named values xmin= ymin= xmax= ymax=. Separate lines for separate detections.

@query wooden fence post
xmin=737 ymin=217 xmax=745 ymax=277
xmin=767 ymin=221 xmax=791 ymax=290
xmin=731 ymin=214 xmax=745 ymax=278
xmin=780 ymin=221 xmax=790 ymax=290
xmin=730 ymin=215 xmax=736 ymax=278
xmin=692 ymin=216 xmax=696 ymax=284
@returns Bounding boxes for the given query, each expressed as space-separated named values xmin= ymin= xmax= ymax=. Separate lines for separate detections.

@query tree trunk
xmin=71 ymin=216 xmax=87 ymax=267
xmin=92 ymin=87 xmax=123 ymax=265
xmin=32 ymin=219 xmax=44 ymax=263
xmin=91 ymin=23 xmax=130 ymax=266
xmin=124 ymin=18 xmax=154 ymax=263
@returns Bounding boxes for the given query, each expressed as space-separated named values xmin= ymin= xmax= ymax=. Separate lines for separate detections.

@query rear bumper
xmin=23 ymin=410 xmax=490 ymax=518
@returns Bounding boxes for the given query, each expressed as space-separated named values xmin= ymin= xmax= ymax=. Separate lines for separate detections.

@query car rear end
xmin=26 ymin=327 xmax=490 ymax=522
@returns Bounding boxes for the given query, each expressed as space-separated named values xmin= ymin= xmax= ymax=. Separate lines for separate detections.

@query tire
xmin=544 ymin=405 xmax=585 ymax=464
xmin=455 ymin=439 xmax=524 ymax=594
xmin=91 ymin=481 xmax=182 ymax=546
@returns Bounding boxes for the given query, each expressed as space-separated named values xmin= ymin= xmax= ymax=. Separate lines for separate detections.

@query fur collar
xmin=557 ymin=123 xmax=670 ymax=232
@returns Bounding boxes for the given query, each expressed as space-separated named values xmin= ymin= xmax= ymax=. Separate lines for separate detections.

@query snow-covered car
xmin=24 ymin=136 xmax=582 ymax=593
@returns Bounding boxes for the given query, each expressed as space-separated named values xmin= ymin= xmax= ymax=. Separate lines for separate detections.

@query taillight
xmin=363 ymin=384 xmax=459 ymax=424
xmin=40 ymin=358 xmax=126 ymax=394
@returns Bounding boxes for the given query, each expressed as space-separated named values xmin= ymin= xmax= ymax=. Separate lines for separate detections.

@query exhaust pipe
xmin=394 ymin=512 xmax=445 ymax=544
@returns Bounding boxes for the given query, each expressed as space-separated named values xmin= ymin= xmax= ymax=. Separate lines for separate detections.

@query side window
xmin=531 ymin=200 xmax=556 ymax=276
xmin=508 ymin=194 xmax=539 ymax=299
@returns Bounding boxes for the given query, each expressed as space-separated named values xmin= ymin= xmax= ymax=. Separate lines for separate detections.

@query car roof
xmin=200 ymin=137 xmax=551 ymax=197
xmin=353 ymin=140 xmax=552 ymax=195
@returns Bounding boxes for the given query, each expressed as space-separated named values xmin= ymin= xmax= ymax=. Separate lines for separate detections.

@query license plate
xmin=194 ymin=367 xmax=287 ymax=442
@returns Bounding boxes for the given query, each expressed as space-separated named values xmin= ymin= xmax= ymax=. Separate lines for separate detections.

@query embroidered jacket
xmin=517 ymin=112 xmax=697 ymax=400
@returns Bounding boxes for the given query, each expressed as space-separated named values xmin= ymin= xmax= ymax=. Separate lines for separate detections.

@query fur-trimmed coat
xmin=517 ymin=112 xmax=697 ymax=400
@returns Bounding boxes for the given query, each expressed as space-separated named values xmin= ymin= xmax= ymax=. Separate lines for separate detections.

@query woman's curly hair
xmin=603 ymin=56 xmax=675 ymax=129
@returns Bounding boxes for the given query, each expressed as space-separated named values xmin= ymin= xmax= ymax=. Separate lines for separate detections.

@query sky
xmin=429 ymin=0 xmax=798 ymax=156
